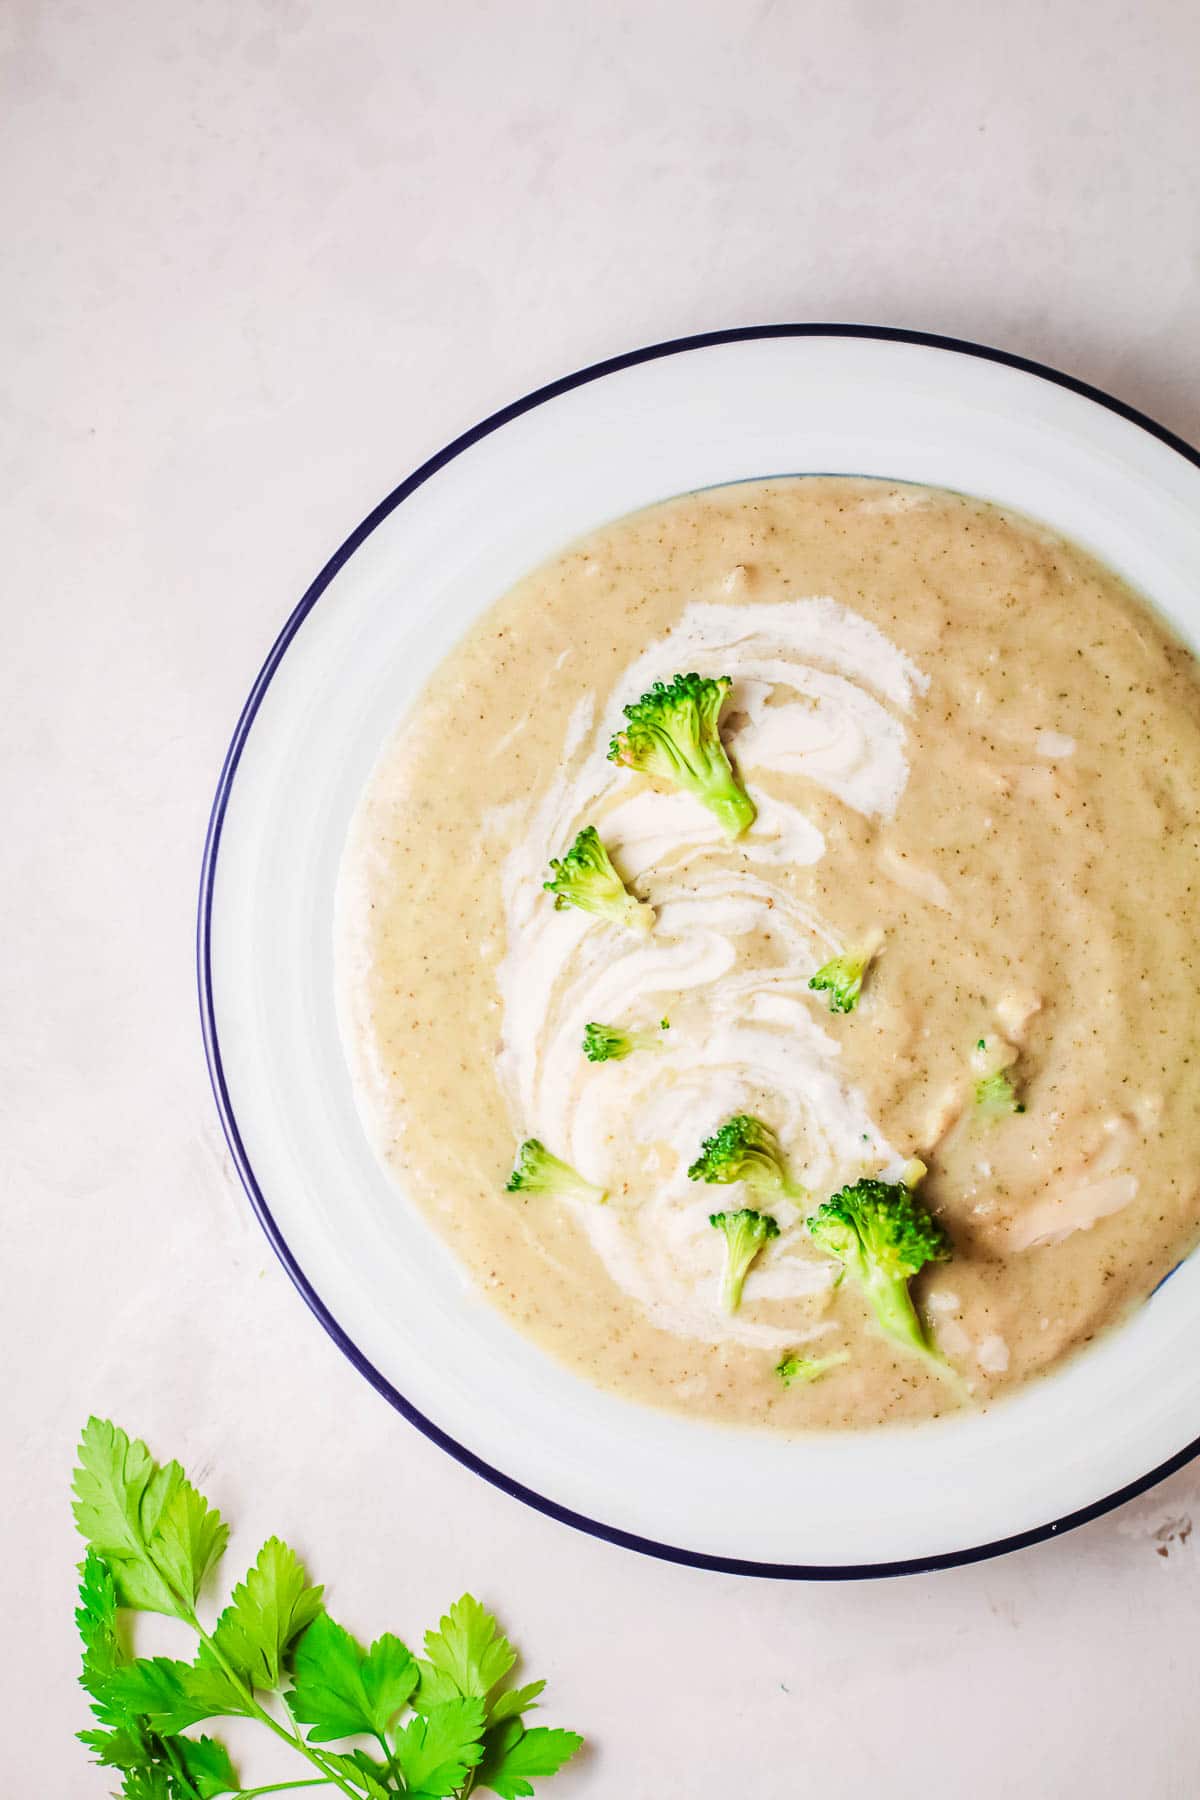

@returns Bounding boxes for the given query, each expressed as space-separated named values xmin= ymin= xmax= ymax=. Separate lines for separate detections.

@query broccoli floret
xmin=543 ymin=825 xmax=653 ymax=935
xmin=687 ymin=1114 xmax=807 ymax=1200
xmin=505 ymin=1139 xmax=607 ymax=1204
xmin=607 ymin=672 xmax=756 ymax=839
xmin=808 ymin=929 xmax=883 ymax=1014
xmin=708 ymin=1208 xmax=780 ymax=1313
xmin=971 ymin=1034 xmax=1026 ymax=1121
xmin=807 ymin=1177 xmax=952 ymax=1372
xmin=974 ymin=1070 xmax=1024 ymax=1118
xmin=581 ymin=1019 xmax=668 ymax=1063
xmin=774 ymin=1348 xmax=850 ymax=1387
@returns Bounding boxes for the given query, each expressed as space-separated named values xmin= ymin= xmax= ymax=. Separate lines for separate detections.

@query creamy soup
xmin=337 ymin=478 xmax=1200 ymax=1430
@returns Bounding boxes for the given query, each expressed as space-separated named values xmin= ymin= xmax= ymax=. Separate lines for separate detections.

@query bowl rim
xmin=197 ymin=322 xmax=1200 ymax=1580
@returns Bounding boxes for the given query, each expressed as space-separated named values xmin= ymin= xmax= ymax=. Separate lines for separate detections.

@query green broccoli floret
xmin=687 ymin=1114 xmax=807 ymax=1200
xmin=543 ymin=825 xmax=653 ymax=935
xmin=974 ymin=1070 xmax=1024 ymax=1118
xmin=808 ymin=929 xmax=883 ymax=1014
xmin=971 ymin=1034 xmax=1026 ymax=1121
xmin=708 ymin=1208 xmax=780 ymax=1313
xmin=505 ymin=1139 xmax=607 ymax=1204
xmin=774 ymin=1348 xmax=851 ymax=1387
xmin=581 ymin=1019 xmax=669 ymax=1063
xmin=607 ymin=672 xmax=756 ymax=839
xmin=807 ymin=1177 xmax=953 ymax=1373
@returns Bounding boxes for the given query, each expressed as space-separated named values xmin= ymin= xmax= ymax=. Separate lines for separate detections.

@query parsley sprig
xmin=73 ymin=1418 xmax=582 ymax=1799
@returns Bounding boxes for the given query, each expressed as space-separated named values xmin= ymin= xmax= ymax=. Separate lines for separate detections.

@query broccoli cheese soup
xmin=337 ymin=477 xmax=1200 ymax=1431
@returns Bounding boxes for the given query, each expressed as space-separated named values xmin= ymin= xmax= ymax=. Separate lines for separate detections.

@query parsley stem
xmin=184 ymin=1610 xmax=363 ymax=1800
xmin=236 ymin=1784 xmax=334 ymax=1798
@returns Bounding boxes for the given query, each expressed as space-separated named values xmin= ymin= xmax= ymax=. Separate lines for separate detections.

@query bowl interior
xmin=203 ymin=330 xmax=1200 ymax=1573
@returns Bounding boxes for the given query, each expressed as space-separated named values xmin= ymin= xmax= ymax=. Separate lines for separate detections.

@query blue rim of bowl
xmin=198 ymin=322 xmax=1200 ymax=1580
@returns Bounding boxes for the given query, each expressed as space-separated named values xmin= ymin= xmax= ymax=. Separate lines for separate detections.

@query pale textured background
xmin=5 ymin=0 xmax=1200 ymax=1793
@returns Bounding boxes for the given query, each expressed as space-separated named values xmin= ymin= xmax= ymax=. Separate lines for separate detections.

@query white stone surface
xmin=5 ymin=0 xmax=1200 ymax=1793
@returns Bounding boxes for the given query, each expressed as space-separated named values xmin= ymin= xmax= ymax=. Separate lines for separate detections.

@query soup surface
xmin=338 ymin=477 xmax=1200 ymax=1430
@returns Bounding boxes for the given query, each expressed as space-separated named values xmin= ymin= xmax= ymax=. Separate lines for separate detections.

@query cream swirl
xmin=494 ymin=596 xmax=928 ymax=1347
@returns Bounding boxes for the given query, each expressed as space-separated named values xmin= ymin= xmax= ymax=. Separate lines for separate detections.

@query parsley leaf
xmin=94 ymin=1655 xmax=252 ymax=1735
xmin=391 ymin=1696 xmax=486 ymax=1797
xmin=89 ymin=1656 xmax=192 ymax=1733
xmin=423 ymin=1594 xmax=516 ymax=1700
xmin=151 ymin=1482 xmax=229 ymax=1614
xmin=190 ymin=1646 xmax=256 ymax=1718
xmin=488 ymin=1680 xmax=546 ymax=1725
xmin=120 ymin=1768 xmax=172 ymax=1799
xmin=411 ymin=1657 xmax=465 ymax=1714
xmin=72 ymin=1419 xmax=227 ymax=1619
xmin=474 ymin=1723 xmax=584 ymax=1798
xmin=78 ymin=1724 xmax=153 ymax=1769
xmin=171 ymin=1732 xmax=238 ymax=1798
xmin=77 ymin=1549 xmax=125 ymax=1691
xmin=288 ymin=1611 xmax=419 ymax=1741
xmin=209 ymin=1537 xmax=323 ymax=1691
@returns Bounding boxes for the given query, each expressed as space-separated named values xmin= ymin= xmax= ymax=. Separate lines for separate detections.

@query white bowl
xmin=200 ymin=327 xmax=1200 ymax=1577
